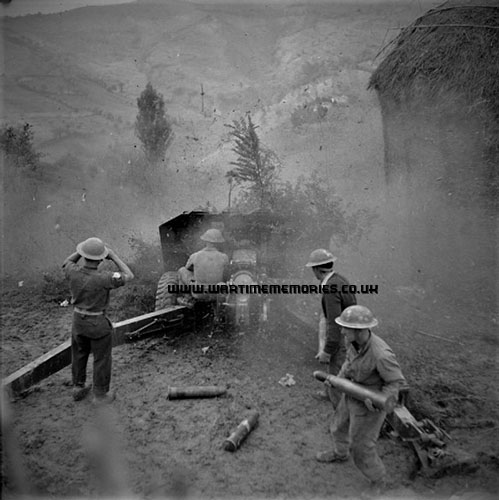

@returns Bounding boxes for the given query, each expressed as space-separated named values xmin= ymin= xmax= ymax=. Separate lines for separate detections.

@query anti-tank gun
xmin=155 ymin=209 xmax=286 ymax=330
xmin=314 ymin=371 xmax=478 ymax=479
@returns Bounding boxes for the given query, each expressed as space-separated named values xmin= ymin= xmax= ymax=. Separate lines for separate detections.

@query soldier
xmin=63 ymin=238 xmax=134 ymax=404
xmin=305 ymin=249 xmax=356 ymax=405
xmin=316 ymin=305 xmax=406 ymax=494
xmin=178 ymin=228 xmax=229 ymax=298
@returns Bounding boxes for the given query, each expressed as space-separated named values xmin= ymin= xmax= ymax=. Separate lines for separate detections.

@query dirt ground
xmin=1 ymin=282 xmax=498 ymax=500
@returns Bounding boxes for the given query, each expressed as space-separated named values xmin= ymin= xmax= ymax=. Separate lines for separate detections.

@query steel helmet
xmin=200 ymin=228 xmax=225 ymax=243
xmin=76 ymin=237 xmax=108 ymax=261
xmin=305 ymin=248 xmax=337 ymax=268
xmin=335 ymin=305 xmax=378 ymax=329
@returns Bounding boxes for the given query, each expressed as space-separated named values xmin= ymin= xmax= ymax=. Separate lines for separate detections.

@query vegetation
xmin=112 ymin=237 xmax=161 ymax=317
xmin=135 ymin=83 xmax=173 ymax=164
xmin=274 ymin=171 xmax=374 ymax=247
xmin=0 ymin=123 xmax=41 ymax=170
xmin=226 ymin=115 xmax=375 ymax=273
xmin=225 ymin=114 xmax=281 ymax=210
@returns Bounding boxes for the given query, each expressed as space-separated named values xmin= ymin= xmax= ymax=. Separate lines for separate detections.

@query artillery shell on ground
xmin=313 ymin=371 xmax=396 ymax=413
xmin=167 ymin=386 xmax=227 ymax=399
xmin=223 ymin=411 xmax=259 ymax=452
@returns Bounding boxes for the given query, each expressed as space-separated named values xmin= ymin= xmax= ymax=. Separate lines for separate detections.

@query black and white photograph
xmin=1 ymin=0 xmax=498 ymax=499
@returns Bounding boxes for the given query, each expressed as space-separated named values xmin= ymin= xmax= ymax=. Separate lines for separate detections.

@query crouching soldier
xmin=63 ymin=238 xmax=134 ymax=404
xmin=316 ymin=305 xmax=407 ymax=495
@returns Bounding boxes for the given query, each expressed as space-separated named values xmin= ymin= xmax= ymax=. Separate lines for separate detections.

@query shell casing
xmin=224 ymin=411 xmax=259 ymax=452
xmin=167 ymin=386 xmax=227 ymax=399
xmin=313 ymin=371 xmax=396 ymax=413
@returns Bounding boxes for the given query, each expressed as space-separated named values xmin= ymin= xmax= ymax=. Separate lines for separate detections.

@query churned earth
xmin=1 ymin=282 xmax=498 ymax=500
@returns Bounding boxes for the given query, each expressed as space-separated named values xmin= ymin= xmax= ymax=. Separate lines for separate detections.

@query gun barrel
xmin=313 ymin=371 xmax=396 ymax=413
xmin=167 ymin=386 xmax=227 ymax=399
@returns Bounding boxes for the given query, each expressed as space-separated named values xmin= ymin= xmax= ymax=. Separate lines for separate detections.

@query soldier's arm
xmin=377 ymin=352 xmax=406 ymax=399
xmin=106 ymin=249 xmax=134 ymax=283
xmin=185 ymin=254 xmax=195 ymax=272
xmin=63 ymin=252 xmax=81 ymax=266
xmin=336 ymin=359 xmax=349 ymax=379
xmin=62 ymin=252 xmax=81 ymax=276
xmin=340 ymin=285 xmax=357 ymax=309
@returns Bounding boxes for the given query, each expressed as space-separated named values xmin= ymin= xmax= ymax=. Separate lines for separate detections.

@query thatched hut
xmin=368 ymin=0 xmax=498 ymax=325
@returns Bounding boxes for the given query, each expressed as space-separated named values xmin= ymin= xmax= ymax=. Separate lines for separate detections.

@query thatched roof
xmin=369 ymin=0 xmax=499 ymax=119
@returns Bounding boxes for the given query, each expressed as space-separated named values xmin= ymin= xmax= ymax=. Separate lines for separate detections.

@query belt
xmin=74 ymin=307 xmax=105 ymax=316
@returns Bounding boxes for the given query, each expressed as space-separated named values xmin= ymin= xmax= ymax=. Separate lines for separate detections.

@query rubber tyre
xmin=155 ymin=271 xmax=179 ymax=310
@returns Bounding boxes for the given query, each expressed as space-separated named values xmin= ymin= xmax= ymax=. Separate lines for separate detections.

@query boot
xmin=92 ymin=390 xmax=116 ymax=405
xmin=315 ymin=450 xmax=348 ymax=463
xmin=72 ymin=385 xmax=91 ymax=402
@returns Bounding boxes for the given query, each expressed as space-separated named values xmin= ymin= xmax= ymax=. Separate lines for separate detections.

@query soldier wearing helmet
xmin=316 ymin=305 xmax=407 ymax=495
xmin=62 ymin=238 xmax=134 ymax=404
xmin=178 ymin=228 xmax=229 ymax=296
xmin=306 ymin=248 xmax=356 ymax=405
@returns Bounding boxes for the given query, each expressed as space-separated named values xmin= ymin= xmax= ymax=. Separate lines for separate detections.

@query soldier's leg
xmin=178 ymin=267 xmax=194 ymax=286
xmin=91 ymin=330 xmax=113 ymax=397
xmin=317 ymin=394 xmax=350 ymax=462
xmin=331 ymin=395 xmax=352 ymax=457
xmin=71 ymin=326 xmax=91 ymax=387
xmin=92 ymin=334 xmax=112 ymax=396
xmin=349 ymin=401 xmax=387 ymax=482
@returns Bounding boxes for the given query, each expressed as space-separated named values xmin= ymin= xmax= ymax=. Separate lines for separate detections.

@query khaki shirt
xmin=63 ymin=261 xmax=125 ymax=313
xmin=339 ymin=331 xmax=406 ymax=398
xmin=186 ymin=247 xmax=229 ymax=285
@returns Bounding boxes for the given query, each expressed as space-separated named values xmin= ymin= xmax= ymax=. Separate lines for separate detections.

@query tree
xmin=0 ymin=123 xmax=41 ymax=170
xmin=225 ymin=114 xmax=280 ymax=210
xmin=135 ymin=83 xmax=173 ymax=163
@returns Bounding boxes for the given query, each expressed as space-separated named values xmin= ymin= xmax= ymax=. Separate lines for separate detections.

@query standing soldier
xmin=316 ymin=305 xmax=407 ymax=495
xmin=306 ymin=249 xmax=356 ymax=405
xmin=63 ymin=238 xmax=134 ymax=404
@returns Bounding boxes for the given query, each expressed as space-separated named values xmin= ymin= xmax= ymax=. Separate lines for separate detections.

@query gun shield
xmin=224 ymin=411 xmax=259 ymax=452
xmin=167 ymin=386 xmax=227 ymax=399
xmin=313 ymin=371 xmax=396 ymax=413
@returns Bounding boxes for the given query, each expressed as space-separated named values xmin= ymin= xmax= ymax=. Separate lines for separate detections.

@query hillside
xmin=1 ymin=0 xmax=435 ymax=275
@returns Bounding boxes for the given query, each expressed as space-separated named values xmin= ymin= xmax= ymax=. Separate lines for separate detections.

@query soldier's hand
xmin=317 ymin=351 xmax=331 ymax=364
xmin=364 ymin=398 xmax=376 ymax=412
xmin=105 ymin=247 xmax=114 ymax=260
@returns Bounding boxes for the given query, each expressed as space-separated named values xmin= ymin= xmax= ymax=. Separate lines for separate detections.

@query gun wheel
xmin=155 ymin=271 xmax=179 ymax=310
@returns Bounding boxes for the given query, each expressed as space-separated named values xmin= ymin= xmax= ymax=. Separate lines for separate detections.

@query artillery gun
xmin=154 ymin=209 xmax=285 ymax=330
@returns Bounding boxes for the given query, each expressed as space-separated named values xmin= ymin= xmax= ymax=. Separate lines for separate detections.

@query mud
xmin=1 ymin=286 xmax=498 ymax=500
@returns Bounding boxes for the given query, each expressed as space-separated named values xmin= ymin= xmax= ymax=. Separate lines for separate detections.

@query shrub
xmin=135 ymin=83 xmax=173 ymax=164
xmin=0 ymin=123 xmax=41 ymax=170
